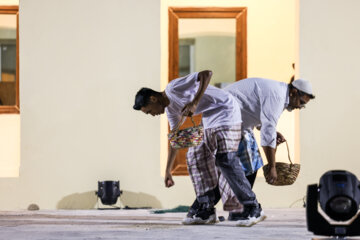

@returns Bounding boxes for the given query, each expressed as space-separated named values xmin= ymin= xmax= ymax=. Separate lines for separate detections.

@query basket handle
xmin=172 ymin=116 xmax=196 ymax=132
xmin=284 ymin=140 xmax=293 ymax=165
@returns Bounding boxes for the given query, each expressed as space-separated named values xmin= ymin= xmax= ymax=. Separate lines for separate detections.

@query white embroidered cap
xmin=292 ymin=79 xmax=314 ymax=97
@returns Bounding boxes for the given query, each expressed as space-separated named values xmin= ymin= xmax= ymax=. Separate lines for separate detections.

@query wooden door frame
xmin=0 ymin=6 xmax=19 ymax=114
xmin=168 ymin=7 xmax=247 ymax=175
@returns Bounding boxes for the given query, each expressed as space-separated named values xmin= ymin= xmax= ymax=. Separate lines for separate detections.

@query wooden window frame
xmin=168 ymin=7 xmax=247 ymax=175
xmin=0 ymin=6 xmax=19 ymax=114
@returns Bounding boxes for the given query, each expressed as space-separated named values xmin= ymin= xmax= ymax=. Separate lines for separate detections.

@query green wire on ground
xmin=151 ymin=205 xmax=189 ymax=214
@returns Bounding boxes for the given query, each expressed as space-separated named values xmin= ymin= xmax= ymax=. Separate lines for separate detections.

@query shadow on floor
xmin=57 ymin=191 xmax=97 ymax=209
xmin=57 ymin=190 xmax=162 ymax=209
xmin=120 ymin=190 xmax=162 ymax=209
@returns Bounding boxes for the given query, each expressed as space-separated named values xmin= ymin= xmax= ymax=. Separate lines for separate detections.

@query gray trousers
xmin=215 ymin=152 xmax=258 ymax=206
xmin=197 ymin=152 xmax=258 ymax=207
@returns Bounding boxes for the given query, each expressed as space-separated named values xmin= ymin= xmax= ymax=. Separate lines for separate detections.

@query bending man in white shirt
xmin=225 ymin=77 xmax=315 ymax=183
xmin=133 ymin=71 xmax=265 ymax=227
xmin=186 ymin=77 xmax=315 ymax=220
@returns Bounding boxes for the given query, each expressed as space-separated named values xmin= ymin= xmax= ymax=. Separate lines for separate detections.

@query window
xmin=168 ymin=7 xmax=247 ymax=175
xmin=0 ymin=6 xmax=19 ymax=114
xmin=179 ymin=38 xmax=195 ymax=77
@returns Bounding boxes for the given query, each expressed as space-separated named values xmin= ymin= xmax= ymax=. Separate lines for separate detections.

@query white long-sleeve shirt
xmin=165 ymin=72 xmax=241 ymax=130
xmin=224 ymin=78 xmax=290 ymax=148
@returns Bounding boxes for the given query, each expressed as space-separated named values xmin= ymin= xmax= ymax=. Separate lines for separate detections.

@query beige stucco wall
xmin=0 ymin=0 xmax=171 ymax=210
xmin=0 ymin=0 xmax=358 ymax=210
xmin=0 ymin=0 xmax=297 ymax=210
xmin=256 ymin=0 xmax=360 ymax=207
xmin=0 ymin=0 xmax=17 ymax=4
xmin=0 ymin=115 xmax=20 ymax=177
xmin=298 ymin=0 xmax=360 ymax=191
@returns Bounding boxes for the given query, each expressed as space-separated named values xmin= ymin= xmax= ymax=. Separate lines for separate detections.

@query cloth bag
xmin=168 ymin=116 xmax=203 ymax=149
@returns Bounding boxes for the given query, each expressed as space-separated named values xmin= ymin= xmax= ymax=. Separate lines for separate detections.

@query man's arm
xmin=164 ymin=146 xmax=178 ymax=187
xmin=262 ymin=146 xmax=277 ymax=184
xmin=259 ymin=96 xmax=285 ymax=183
xmin=164 ymin=71 xmax=212 ymax=187
xmin=181 ymin=70 xmax=212 ymax=116
xmin=263 ymin=132 xmax=286 ymax=184
xmin=262 ymin=132 xmax=286 ymax=184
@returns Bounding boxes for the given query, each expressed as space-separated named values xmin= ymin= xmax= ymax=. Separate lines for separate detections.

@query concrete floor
xmin=0 ymin=208 xmax=342 ymax=240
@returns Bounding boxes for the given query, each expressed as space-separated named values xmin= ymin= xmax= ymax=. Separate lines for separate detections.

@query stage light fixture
xmin=306 ymin=170 xmax=360 ymax=238
xmin=95 ymin=180 xmax=122 ymax=209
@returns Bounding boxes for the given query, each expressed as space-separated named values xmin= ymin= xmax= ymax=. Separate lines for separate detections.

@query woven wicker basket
xmin=262 ymin=141 xmax=300 ymax=186
xmin=168 ymin=116 xmax=204 ymax=149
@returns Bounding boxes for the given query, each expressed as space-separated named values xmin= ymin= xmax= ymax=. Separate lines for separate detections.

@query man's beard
xmin=286 ymin=105 xmax=294 ymax=112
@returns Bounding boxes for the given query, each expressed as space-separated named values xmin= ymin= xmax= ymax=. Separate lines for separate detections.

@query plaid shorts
xmin=187 ymin=127 xmax=263 ymax=211
xmin=186 ymin=125 xmax=242 ymax=207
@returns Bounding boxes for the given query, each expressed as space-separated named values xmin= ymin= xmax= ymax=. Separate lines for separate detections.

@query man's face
xmin=140 ymin=96 xmax=165 ymax=116
xmin=287 ymin=89 xmax=311 ymax=111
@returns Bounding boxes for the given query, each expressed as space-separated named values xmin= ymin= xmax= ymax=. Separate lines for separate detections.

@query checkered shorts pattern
xmin=186 ymin=125 xmax=241 ymax=201
xmin=187 ymin=127 xmax=263 ymax=211
xmin=218 ymin=172 xmax=243 ymax=210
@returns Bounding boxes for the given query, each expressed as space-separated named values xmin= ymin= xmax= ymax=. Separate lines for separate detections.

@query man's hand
xmin=181 ymin=101 xmax=197 ymax=117
xmin=265 ymin=166 xmax=278 ymax=184
xmin=164 ymin=171 xmax=175 ymax=188
xmin=276 ymin=132 xmax=286 ymax=145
